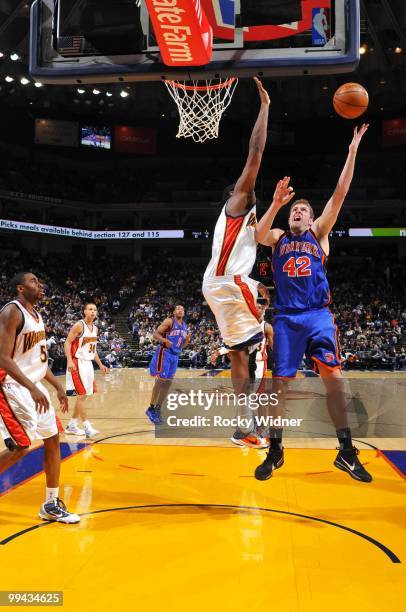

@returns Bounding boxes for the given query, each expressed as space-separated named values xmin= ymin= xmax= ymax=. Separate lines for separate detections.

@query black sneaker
xmin=254 ymin=447 xmax=284 ymax=481
xmin=334 ymin=447 xmax=373 ymax=483
xmin=146 ymin=406 xmax=163 ymax=424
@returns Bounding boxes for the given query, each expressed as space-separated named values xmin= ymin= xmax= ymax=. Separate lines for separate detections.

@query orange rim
xmin=164 ymin=78 xmax=237 ymax=92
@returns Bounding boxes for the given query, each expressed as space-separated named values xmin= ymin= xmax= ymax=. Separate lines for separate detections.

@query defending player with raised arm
xmin=0 ymin=272 xmax=80 ymax=523
xmin=146 ymin=305 xmax=190 ymax=424
xmin=64 ymin=303 xmax=108 ymax=438
xmin=254 ymin=124 xmax=372 ymax=483
xmin=202 ymin=78 xmax=271 ymax=447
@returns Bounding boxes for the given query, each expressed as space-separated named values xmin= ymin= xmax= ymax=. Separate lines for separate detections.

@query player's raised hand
xmin=253 ymin=77 xmax=270 ymax=106
xmin=273 ymin=176 xmax=295 ymax=209
xmin=349 ymin=123 xmax=369 ymax=151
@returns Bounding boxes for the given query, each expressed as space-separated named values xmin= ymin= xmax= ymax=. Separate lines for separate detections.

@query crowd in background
xmin=0 ymin=252 xmax=405 ymax=372
xmin=0 ymin=253 xmax=140 ymax=371
xmin=128 ymin=258 xmax=406 ymax=371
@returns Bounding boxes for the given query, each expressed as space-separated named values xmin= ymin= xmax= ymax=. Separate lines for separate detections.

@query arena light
xmin=34 ymin=81 xmax=43 ymax=87
xmin=92 ymin=88 xmax=101 ymax=95
xmin=106 ymin=91 xmax=112 ymax=97
xmin=0 ymin=52 xmax=4 ymax=58
xmin=120 ymin=90 xmax=129 ymax=98
xmin=5 ymin=75 xmax=14 ymax=83
xmin=394 ymin=46 xmax=403 ymax=54
xmin=77 ymin=88 xmax=85 ymax=94
xmin=10 ymin=53 xmax=20 ymax=61
xmin=20 ymin=77 xmax=30 ymax=85
xmin=359 ymin=44 xmax=368 ymax=55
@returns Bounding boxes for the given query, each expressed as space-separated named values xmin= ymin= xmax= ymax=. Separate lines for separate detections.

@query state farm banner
xmin=114 ymin=126 xmax=157 ymax=154
xmin=382 ymin=118 xmax=406 ymax=148
xmin=144 ymin=0 xmax=213 ymax=66
xmin=35 ymin=119 xmax=79 ymax=147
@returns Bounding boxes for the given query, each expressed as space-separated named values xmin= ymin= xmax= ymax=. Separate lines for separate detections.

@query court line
xmin=0 ymin=503 xmax=401 ymax=563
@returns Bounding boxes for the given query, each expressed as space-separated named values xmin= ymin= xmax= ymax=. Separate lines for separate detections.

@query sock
xmin=154 ymin=404 xmax=161 ymax=411
xmin=269 ymin=427 xmax=283 ymax=450
xmin=46 ymin=487 xmax=59 ymax=502
xmin=69 ymin=418 xmax=77 ymax=427
xmin=83 ymin=420 xmax=91 ymax=429
xmin=336 ymin=427 xmax=353 ymax=451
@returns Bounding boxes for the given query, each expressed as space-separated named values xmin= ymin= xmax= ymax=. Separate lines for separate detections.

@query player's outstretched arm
xmin=153 ymin=318 xmax=173 ymax=349
xmin=64 ymin=321 xmax=84 ymax=372
xmin=312 ymin=123 xmax=369 ymax=239
xmin=227 ymin=78 xmax=270 ymax=217
xmin=256 ymin=176 xmax=295 ymax=246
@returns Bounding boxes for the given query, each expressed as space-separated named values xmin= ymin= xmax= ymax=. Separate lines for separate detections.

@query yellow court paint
xmin=0 ymin=442 xmax=404 ymax=612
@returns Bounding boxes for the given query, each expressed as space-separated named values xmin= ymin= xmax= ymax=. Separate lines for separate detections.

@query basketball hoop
xmin=164 ymin=78 xmax=238 ymax=143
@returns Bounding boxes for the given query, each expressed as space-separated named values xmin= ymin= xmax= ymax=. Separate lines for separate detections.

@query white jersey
xmin=204 ymin=203 xmax=257 ymax=279
xmin=0 ymin=300 xmax=48 ymax=384
xmin=71 ymin=320 xmax=98 ymax=361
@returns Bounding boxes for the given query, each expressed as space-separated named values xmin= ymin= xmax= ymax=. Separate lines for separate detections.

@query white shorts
xmin=202 ymin=275 xmax=263 ymax=348
xmin=66 ymin=360 xmax=96 ymax=396
xmin=0 ymin=381 xmax=62 ymax=447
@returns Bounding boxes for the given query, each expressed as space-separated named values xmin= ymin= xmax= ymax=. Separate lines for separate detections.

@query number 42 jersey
xmin=272 ymin=229 xmax=331 ymax=312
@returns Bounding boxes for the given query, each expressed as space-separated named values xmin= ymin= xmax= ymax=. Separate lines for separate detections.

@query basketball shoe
xmin=334 ymin=447 xmax=372 ymax=482
xmin=146 ymin=406 xmax=163 ymax=424
xmin=39 ymin=498 xmax=80 ymax=524
xmin=65 ymin=422 xmax=85 ymax=436
xmin=254 ymin=447 xmax=285 ymax=480
xmin=231 ymin=429 xmax=268 ymax=449
xmin=84 ymin=423 xmax=99 ymax=438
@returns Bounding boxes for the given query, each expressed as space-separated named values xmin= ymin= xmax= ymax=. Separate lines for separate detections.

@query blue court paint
xmin=0 ymin=442 xmax=87 ymax=495
xmin=382 ymin=451 xmax=406 ymax=476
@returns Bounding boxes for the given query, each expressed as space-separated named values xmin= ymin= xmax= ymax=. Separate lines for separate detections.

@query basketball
xmin=333 ymin=83 xmax=369 ymax=119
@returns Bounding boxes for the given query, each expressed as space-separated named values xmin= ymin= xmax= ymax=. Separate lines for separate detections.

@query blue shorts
xmin=273 ymin=308 xmax=341 ymax=378
xmin=149 ymin=347 xmax=179 ymax=380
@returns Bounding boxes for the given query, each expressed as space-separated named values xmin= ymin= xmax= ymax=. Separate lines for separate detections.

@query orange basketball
xmin=333 ymin=83 xmax=369 ymax=119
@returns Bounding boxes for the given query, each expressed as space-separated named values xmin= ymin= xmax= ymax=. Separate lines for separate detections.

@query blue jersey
xmin=165 ymin=318 xmax=188 ymax=355
xmin=272 ymin=229 xmax=330 ymax=312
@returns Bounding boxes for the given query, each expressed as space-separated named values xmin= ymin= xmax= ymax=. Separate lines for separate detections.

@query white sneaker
xmin=39 ymin=498 xmax=80 ymax=524
xmin=84 ymin=425 xmax=100 ymax=438
xmin=65 ymin=423 xmax=85 ymax=435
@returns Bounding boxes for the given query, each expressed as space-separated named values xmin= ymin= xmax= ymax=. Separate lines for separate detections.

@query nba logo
xmin=212 ymin=0 xmax=234 ymax=28
xmin=312 ymin=8 xmax=331 ymax=46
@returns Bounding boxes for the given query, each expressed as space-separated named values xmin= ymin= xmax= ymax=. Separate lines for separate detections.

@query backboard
xmin=30 ymin=0 xmax=360 ymax=84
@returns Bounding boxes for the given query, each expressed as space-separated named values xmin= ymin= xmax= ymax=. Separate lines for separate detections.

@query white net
xmin=164 ymin=78 xmax=238 ymax=143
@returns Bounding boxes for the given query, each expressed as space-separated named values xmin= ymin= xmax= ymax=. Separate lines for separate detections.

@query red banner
xmin=383 ymin=118 xmax=406 ymax=148
xmin=114 ymin=126 xmax=157 ymax=154
xmin=145 ymin=0 xmax=212 ymax=66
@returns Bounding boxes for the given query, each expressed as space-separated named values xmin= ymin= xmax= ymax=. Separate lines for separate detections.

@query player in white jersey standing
xmin=210 ymin=302 xmax=273 ymax=447
xmin=202 ymin=77 xmax=272 ymax=446
xmin=0 ymin=272 xmax=80 ymax=523
xmin=64 ymin=303 xmax=108 ymax=437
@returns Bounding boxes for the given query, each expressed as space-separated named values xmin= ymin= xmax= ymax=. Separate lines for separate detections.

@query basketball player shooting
xmin=64 ymin=303 xmax=108 ymax=438
xmin=146 ymin=305 xmax=190 ymax=424
xmin=202 ymin=77 xmax=271 ymax=447
xmin=0 ymin=272 xmax=80 ymax=523
xmin=254 ymin=123 xmax=371 ymax=483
